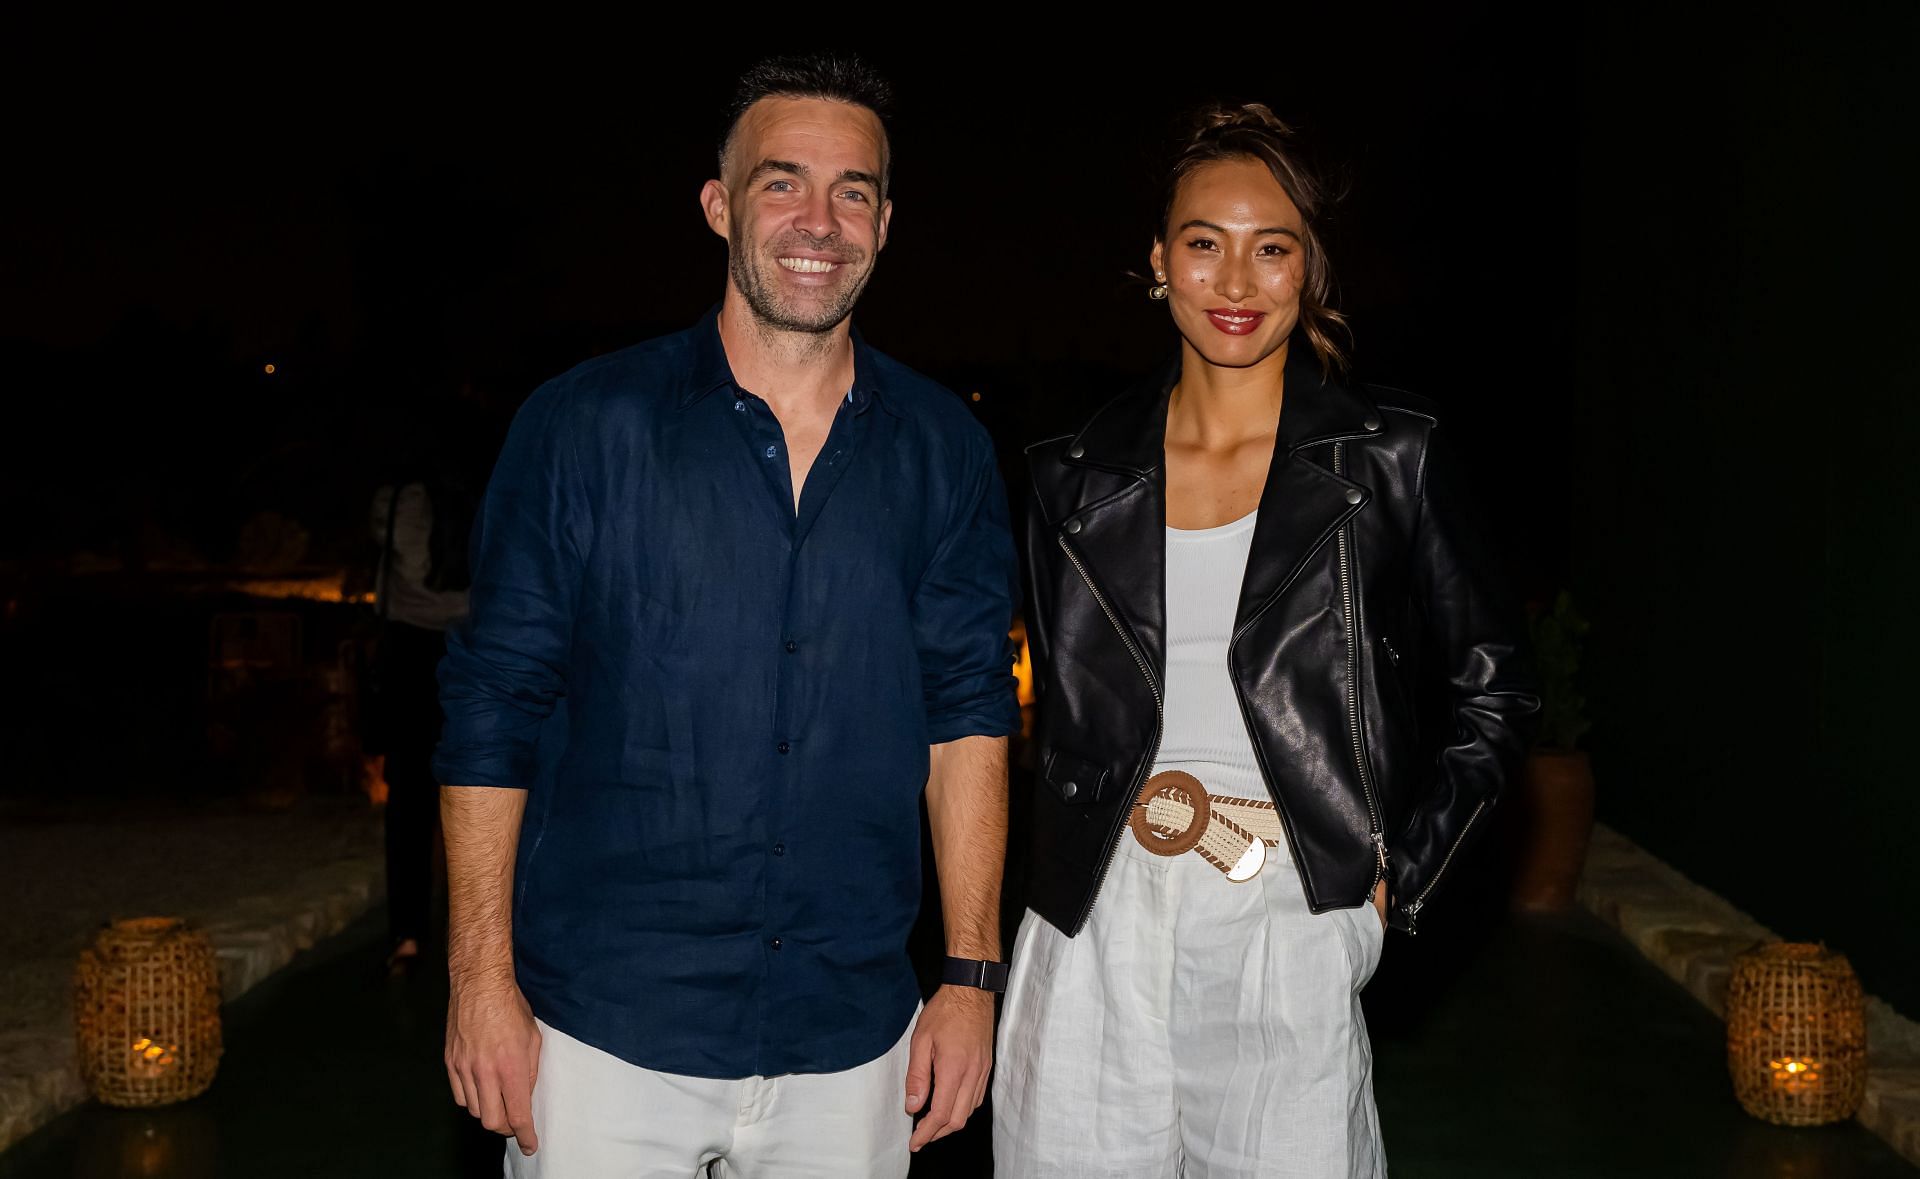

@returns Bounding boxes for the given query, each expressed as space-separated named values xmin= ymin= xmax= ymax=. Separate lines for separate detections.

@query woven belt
xmin=1128 ymin=771 xmax=1285 ymax=882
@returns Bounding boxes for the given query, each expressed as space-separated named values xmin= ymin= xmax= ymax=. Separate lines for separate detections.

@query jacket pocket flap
xmin=1042 ymin=749 xmax=1112 ymax=805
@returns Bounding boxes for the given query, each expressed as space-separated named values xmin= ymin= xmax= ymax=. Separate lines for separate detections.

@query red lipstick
xmin=1205 ymin=308 xmax=1266 ymax=336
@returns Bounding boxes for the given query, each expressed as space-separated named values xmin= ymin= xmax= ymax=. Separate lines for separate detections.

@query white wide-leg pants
xmin=507 ymin=1014 xmax=914 ymax=1178
xmin=993 ymin=830 xmax=1388 ymax=1178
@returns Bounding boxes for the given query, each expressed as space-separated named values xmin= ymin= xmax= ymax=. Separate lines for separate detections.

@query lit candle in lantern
xmin=128 ymin=1037 xmax=179 ymax=1076
xmin=1767 ymin=1056 xmax=1822 ymax=1094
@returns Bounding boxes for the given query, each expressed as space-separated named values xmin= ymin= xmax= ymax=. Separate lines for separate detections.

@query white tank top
xmin=1147 ymin=511 xmax=1270 ymax=806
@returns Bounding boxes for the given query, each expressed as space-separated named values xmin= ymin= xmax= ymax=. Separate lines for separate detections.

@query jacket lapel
xmin=1054 ymin=365 xmax=1174 ymax=684
xmin=1233 ymin=360 xmax=1384 ymax=633
xmin=1057 ymin=355 xmax=1385 ymax=672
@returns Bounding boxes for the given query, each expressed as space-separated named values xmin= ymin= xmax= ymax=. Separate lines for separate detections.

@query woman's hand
xmin=1372 ymin=879 xmax=1389 ymax=931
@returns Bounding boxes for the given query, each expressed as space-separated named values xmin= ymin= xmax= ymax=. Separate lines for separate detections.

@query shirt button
xmin=772 ymin=842 xmax=786 ymax=856
xmin=764 ymin=444 xmax=778 ymax=459
xmin=734 ymin=400 xmax=746 ymax=412
xmin=785 ymin=640 xmax=798 ymax=653
xmin=777 ymin=741 xmax=791 ymax=754
xmin=770 ymin=937 xmax=783 ymax=950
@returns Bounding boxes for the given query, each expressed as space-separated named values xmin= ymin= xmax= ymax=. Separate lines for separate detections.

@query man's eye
xmin=841 ymin=190 xmax=868 ymax=203
xmin=767 ymin=180 xmax=795 ymax=192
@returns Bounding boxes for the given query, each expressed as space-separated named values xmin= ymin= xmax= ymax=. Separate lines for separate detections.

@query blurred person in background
xmin=369 ymin=442 xmax=474 ymax=979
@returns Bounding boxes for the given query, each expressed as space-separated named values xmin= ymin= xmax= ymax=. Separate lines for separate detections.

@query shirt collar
xmin=679 ymin=304 xmax=896 ymax=417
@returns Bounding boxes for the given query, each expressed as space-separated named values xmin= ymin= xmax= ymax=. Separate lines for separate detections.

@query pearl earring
xmin=1148 ymin=276 xmax=1169 ymax=301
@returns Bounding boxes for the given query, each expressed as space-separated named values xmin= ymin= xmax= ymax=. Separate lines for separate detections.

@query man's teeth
xmin=779 ymin=258 xmax=838 ymax=274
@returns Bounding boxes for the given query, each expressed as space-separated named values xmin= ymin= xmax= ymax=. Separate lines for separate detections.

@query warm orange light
xmin=363 ymin=754 xmax=390 ymax=806
xmin=229 ymin=576 xmax=372 ymax=604
xmin=263 ymin=363 xmax=276 ymax=375
xmin=129 ymin=1037 xmax=178 ymax=1072
xmin=970 ymin=391 xmax=983 ymax=402
xmin=1011 ymin=621 xmax=1035 ymax=707
xmin=1768 ymin=1056 xmax=1823 ymax=1091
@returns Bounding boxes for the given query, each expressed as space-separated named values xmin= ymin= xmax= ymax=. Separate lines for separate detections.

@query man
xmin=368 ymin=468 xmax=471 ymax=978
xmin=433 ymin=53 xmax=1020 ymax=1177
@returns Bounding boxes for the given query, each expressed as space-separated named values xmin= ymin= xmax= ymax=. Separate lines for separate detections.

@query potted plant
xmin=1510 ymin=590 xmax=1596 ymax=912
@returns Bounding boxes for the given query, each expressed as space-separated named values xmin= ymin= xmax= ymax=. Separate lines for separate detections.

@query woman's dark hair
xmin=720 ymin=54 xmax=895 ymax=195
xmin=1160 ymin=103 xmax=1348 ymax=374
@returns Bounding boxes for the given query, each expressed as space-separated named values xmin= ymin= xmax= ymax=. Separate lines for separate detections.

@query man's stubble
xmin=728 ymin=225 xmax=874 ymax=337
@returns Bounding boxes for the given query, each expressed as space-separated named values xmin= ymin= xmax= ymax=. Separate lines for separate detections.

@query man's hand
xmin=446 ymin=980 xmax=543 ymax=1156
xmin=904 ymin=985 xmax=995 ymax=1151
xmin=1372 ymin=878 xmax=1389 ymax=931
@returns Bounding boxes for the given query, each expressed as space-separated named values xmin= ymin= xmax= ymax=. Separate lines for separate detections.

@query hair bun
xmin=1187 ymin=102 xmax=1296 ymax=144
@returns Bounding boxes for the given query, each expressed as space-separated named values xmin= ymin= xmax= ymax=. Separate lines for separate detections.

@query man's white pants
xmin=993 ymin=829 xmax=1388 ymax=1178
xmin=506 ymin=1015 xmax=914 ymax=1178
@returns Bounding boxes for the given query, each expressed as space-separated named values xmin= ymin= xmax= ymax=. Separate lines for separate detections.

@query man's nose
xmin=793 ymin=188 xmax=838 ymax=241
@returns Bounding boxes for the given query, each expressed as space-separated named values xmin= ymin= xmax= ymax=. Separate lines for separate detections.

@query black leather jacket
xmin=1021 ymin=358 xmax=1540 ymax=936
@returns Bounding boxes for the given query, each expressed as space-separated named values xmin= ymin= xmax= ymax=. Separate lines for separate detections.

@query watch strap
xmin=941 ymin=956 xmax=1011 ymax=993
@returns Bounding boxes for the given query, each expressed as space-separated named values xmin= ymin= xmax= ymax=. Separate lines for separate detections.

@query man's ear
xmin=876 ymin=199 xmax=894 ymax=253
xmin=700 ymin=179 xmax=730 ymax=240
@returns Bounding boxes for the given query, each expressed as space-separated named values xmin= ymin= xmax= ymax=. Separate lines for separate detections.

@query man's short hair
xmin=719 ymin=53 xmax=895 ymax=195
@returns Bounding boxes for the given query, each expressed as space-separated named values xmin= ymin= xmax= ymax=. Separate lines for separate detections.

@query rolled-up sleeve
xmin=433 ymin=380 xmax=591 ymax=789
xmin=914 ymin=435 xmax=1022 ymax=745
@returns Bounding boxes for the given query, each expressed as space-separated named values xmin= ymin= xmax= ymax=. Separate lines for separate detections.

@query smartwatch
xmin=941 ymin=956 xmax=1011 ymax=993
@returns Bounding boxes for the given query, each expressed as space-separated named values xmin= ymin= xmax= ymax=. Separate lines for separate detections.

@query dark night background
xmin=2 ymin=0 xmax=1916 ymax=1076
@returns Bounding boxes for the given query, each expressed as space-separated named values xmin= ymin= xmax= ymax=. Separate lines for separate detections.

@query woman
xmin=993 ymin=105 xmax=1540 ymax=1177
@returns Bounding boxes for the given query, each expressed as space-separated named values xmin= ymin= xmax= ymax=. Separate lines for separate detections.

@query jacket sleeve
xmin=432 ymin=380 xmax=591 ymax=790
xmin=1020 ymin=458 xmax=1059 ymax=712
xmin=1386 ymin=418 xmax=1541 ymax=931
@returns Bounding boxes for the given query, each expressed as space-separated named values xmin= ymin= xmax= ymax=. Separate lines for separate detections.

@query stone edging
xmin=0 ymin=856 xmax=383 ymax=1155
xmin=1578 ymin=822 xmax=1920 ymax=1166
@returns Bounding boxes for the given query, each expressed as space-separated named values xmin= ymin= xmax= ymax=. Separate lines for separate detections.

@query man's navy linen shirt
xmin=432 ymin=309 xmax=1021 ymax=1080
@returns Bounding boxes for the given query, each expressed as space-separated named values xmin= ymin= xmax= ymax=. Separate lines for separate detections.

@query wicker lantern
xmin=1725 ymin=942 xmax=1866 ymax=1126
xmin=73 ymin=918 xmax=224 ymax=1107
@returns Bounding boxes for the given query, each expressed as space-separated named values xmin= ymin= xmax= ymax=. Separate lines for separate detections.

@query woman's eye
xmin=1186 ymin=238 xmax=1217 ymax=251
xmin=1260 ymin=244 xmax=1291 ymax=257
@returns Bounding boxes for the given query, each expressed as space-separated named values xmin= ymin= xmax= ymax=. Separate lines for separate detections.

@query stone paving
xmin=3 ymin=804 xmax=1914 ymax=1168
xmin=0 ymin=798 xmax=383 ymax=1153
xmin=1579 ymin=823 xmax=1920 ymax=1167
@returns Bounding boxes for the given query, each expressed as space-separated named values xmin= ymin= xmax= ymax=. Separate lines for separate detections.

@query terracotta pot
xmin=1508 ymin=749 xmax=1596 ymax=912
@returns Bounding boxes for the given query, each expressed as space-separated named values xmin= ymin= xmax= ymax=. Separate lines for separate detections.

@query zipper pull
xmin=1379 ymin=635 xmax=1400 ymax=665
xmin=1370 ymin=830 xmax=1389 ymax=874
xmin=1403 ymin=898 xmax=1423 ymax=936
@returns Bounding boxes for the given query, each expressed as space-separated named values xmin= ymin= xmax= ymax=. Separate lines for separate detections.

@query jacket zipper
xmin=1333 ymin=442 xmax=1391 ymax=913
xmin=1401 ymin=800 xmax=1486 ymax=935
xmin=1058 ymin=534 xmax=1164 ymax=935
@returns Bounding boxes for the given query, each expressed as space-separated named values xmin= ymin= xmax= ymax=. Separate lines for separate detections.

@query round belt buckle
xmin=1129 ymin=771 xmax=1211 ymax=857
